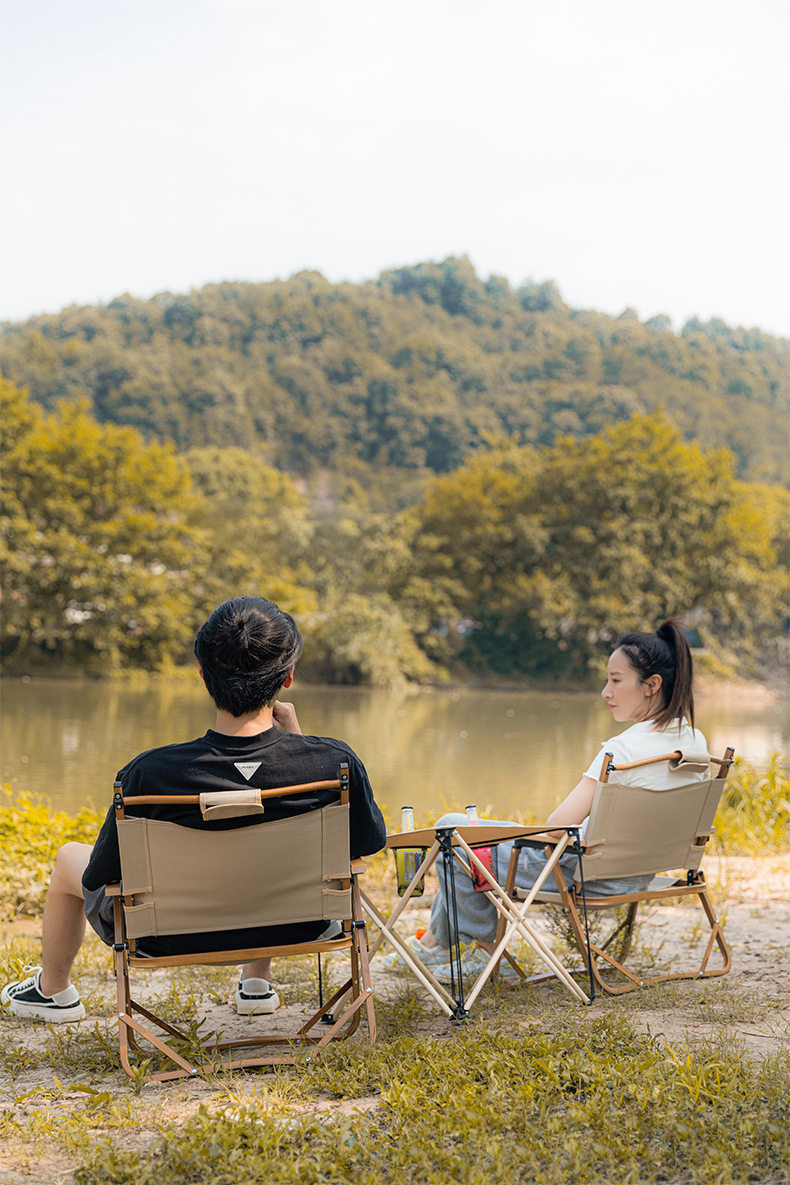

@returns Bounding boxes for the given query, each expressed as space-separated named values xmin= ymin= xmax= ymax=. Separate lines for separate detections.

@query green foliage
xmin=1 ymin=259 xmax=787 ymax=482
xmin=305 ymin=592 xmax=436 ymax=687
xmin=406 ymin=413 xmax=789 ymax=678
xmin=714 ymin=754 xmax=790 ymax=853
xmin=70 ymin=1016 xmax=790 ymax=1184
xmin=183 ymin=445 xmax=317 ymax=619
xmin=0 ymin=787 xmax=103 ymax=918
xmin=2 ymin=369 xmax=786 ymax=684
xmin=0 ymin=377 xmax=200 ymax=670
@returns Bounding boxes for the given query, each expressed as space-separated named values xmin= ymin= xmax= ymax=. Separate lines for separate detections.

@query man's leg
xmin=240 ymin=958 xmax=272 ymax=981
xmin=39 ymin=842 xmax=92 ymax=996
xmin=235 ymin=957 xmax=278 ymax=1015
xmin=2 ymin=842 xmax=91 ymax=1022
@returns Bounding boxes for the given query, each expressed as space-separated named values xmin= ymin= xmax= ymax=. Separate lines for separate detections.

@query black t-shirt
xmin=83 ymin=727 xmax=386 ymax=956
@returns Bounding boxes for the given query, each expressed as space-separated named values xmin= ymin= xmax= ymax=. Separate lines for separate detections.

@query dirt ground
xmin=1 ymin=854 xmax=788 ymax=1184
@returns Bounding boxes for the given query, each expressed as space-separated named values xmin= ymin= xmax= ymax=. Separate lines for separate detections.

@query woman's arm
xmin=538 ymin=775 xmax=597 ymax=841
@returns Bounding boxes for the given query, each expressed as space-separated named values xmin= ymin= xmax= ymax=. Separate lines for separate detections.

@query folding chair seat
xmin=499 ymin=747 xmax=734 ymax=996
xmin=108 ymin=764 xmax=375 ymax=1082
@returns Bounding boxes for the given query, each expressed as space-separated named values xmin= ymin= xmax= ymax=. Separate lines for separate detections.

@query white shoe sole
xmin=234 ymin=989 xmax=280 ymax=1016
xmin=1 ymin=991 xmax=86 ymax=1023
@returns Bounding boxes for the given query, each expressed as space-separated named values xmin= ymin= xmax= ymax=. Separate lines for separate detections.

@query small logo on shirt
xmin=234 ymin=761 xmax=261 ymax=781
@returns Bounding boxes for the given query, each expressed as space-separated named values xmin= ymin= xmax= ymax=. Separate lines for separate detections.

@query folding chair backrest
xmin=116 ymin=801 xmax=351 ymax=941
xmin=580 ymin=753 xmax=729 ymax=882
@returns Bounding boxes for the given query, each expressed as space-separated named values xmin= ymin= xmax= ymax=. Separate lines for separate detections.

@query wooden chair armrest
xmin=350 ymin=858 xmax=367 ymax=875
xmin=104 ymin=883 xmax=122 ymax=896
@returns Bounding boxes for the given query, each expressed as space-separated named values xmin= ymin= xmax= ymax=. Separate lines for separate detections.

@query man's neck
xmin=213 ymin=706 xmax=276 ymax=736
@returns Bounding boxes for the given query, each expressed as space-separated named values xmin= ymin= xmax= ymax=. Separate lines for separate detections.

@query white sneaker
xmin=433 ymin=945 xmax=521 ymax=985
xmin=382 ymin=934 xmax=456 ymax=971
xmin=1 ymin=966 xmax=86 ymax=1023
xmin=316 ymin=919 xmax=344 ymax=941
xmin=234 ymin=976 xmax=280 ymax=1016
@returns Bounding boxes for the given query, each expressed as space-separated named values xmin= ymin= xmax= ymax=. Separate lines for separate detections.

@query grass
xmin=713 ymin=754 xmax=790 ymax=854
xmin=0 ymin=787 xmax=103 ymax=920
xmin=61 ymin=1016 xmax=790 ymax=1184
xmin=0 ymin=758 xmax=788 ymax=1183
xmin=2 ymin=996 xmax=788 ymax=1184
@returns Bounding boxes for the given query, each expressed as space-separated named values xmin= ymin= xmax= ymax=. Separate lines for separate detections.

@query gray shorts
xmin=83 ymin=885 xmax=114 ymax=946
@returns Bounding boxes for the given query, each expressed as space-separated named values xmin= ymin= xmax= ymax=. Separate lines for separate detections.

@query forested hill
xmin=1 ymin=257 xmax=787 ymax=486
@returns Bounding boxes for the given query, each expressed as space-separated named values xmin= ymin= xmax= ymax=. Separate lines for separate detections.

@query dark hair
xmin=194 ymin=597 xmax=303 ymax=717
xmin=614 ymin=617 xmax=695 ymax=730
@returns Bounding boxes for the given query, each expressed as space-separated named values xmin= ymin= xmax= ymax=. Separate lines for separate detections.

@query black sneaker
xmin=1 ymin=967 xmax=86 ymax=1023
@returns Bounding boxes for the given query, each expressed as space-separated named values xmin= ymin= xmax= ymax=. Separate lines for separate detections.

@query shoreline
xmin=1 ymin=669 xmax=786 ymax=702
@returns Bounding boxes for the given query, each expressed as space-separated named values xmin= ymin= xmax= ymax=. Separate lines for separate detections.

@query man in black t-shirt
xmin=2 ymin=597 xmax=386 ymax=1023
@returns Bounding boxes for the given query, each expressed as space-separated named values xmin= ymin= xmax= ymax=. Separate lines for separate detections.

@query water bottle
xmin=395 ymin=805 xmax=425 ymax=897
xmin=465 ymin=803 xmax=494 ymax=892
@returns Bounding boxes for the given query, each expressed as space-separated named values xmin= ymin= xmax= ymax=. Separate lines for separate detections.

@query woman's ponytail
xmin=615 ymin=616 xmax=695 ymax=730
xmin=655 ymin=618 xmax=695 ymax=729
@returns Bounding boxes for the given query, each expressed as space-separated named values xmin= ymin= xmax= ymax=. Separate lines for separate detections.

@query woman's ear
xmin=644 ymin=673 xmax=663 ymax=698
xmin=282 ymin=669 xmax=294 ymax=690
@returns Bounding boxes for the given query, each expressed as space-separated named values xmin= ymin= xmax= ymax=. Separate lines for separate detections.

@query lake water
xmin=1 ymin=676 xmax=787 ymax=824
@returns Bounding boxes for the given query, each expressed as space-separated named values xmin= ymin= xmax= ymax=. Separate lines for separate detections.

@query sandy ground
xmin=1 ymin=854 xmax=788 ymax=1183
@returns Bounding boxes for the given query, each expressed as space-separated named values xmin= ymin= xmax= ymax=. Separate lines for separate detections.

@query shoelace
xmin=11 ymin=966 xmax=42 ymax=993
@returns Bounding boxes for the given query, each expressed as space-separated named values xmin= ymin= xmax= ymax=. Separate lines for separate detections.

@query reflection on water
xmin=1 ymin=677 xmax=787 ymax=824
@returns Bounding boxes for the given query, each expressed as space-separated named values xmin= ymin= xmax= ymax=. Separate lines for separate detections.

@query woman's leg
xmin=424 ymin=814 xmax=517 ymax=949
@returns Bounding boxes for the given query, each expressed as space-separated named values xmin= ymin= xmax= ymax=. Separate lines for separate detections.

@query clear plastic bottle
xmin=395 ymin=805 xmax=425 ymax=896
xmin=465 ymin=803 xmax=494 ymax=892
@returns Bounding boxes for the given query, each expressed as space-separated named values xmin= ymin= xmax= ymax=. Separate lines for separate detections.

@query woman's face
xmin=601 ymin=648 xmax=661 ymax=723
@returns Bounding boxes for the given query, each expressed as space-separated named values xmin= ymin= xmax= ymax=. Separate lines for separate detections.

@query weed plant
xmin=0 ymin=787 xmax=103 ymax=919
xmin=2 ymin=763 xmax=788 ymax=1183
xmin=66 ymin=1015 xmax=790 ymax=1185
xmin=713 ymin=754 xmax=790 ymax=853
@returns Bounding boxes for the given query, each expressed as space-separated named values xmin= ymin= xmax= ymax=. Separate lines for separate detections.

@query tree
xmin=2 ymin=261 xmax=785 ymax=484
xmin=1 ymin=377 xmax=199 ymax=670
xmin=183 ymin=446 xmax=317 ymax=619
xmin=407 ymin=414 xmax=787 ymax=678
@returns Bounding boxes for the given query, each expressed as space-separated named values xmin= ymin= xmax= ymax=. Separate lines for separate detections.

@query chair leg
xmin=491 ymin=846 xmax=524 ymax=983
xmin=353 ymin=880 xmax=377 ymax=1045
xmin=562 ymin=886 xmax=732 ymax=995
xmin=599 ymin=902 xmax=639 ymax=963
xmin=695 ymin=884 xmax=732 ymax=977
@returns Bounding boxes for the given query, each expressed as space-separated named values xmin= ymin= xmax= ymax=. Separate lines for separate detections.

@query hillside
xmin=1 ymin=257 xmax=787 ymax=487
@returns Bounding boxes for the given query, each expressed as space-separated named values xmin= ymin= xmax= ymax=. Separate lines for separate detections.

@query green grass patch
xmin=713 ymin=753 xmax=790 ymax=854
xmin=67 ymin=1015 xmax=789 ymax=1184
xmin=0 ymin=786 xmax=103 ymax=919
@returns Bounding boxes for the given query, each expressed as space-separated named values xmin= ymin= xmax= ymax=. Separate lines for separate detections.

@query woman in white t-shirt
xmin=396 ymin=618 xmax=709 ymax=973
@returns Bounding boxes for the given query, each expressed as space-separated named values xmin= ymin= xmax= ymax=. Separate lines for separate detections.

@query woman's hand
xmin=273 ymin=701 xmax=302 ymax=735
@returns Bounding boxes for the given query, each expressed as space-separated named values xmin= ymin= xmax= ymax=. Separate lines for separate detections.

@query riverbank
xmin=2 ymin=662 xmax=787 ymax=698
xmin=1 ymin=851 xmax=788 ymax=1184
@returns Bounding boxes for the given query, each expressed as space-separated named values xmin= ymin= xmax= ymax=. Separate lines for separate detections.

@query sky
xmin=2 ymin=0 xmax=789 ymax=335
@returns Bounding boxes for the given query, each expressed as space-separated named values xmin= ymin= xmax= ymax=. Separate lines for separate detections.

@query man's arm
xmin=346 ymin=752 xmax=386 ymax=858
xmin=81 ymin=802 xmax=121 ymax=890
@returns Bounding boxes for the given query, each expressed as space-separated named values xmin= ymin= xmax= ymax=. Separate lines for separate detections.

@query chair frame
xmin=499 ymin=747 xmax=734 ymax=996
xmin=108 ymin=765 xmax=376 ymax=1082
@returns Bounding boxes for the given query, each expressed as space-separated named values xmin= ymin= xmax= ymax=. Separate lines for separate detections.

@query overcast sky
xmin=2 ymin=0 xmax=788 ymax=335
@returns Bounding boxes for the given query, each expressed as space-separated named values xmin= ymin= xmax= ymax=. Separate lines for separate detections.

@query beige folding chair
xmin=498 ymin=747 xmax=734 ymax=996
xmin=107 ymin=764 xmax=375 ymax=1082
xmin=364 ymin=823 xmax=592 ymax=1018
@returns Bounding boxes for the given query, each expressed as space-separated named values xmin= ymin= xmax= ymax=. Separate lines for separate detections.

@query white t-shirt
xmin=583 ymin=718 xmax=710 ymax=789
